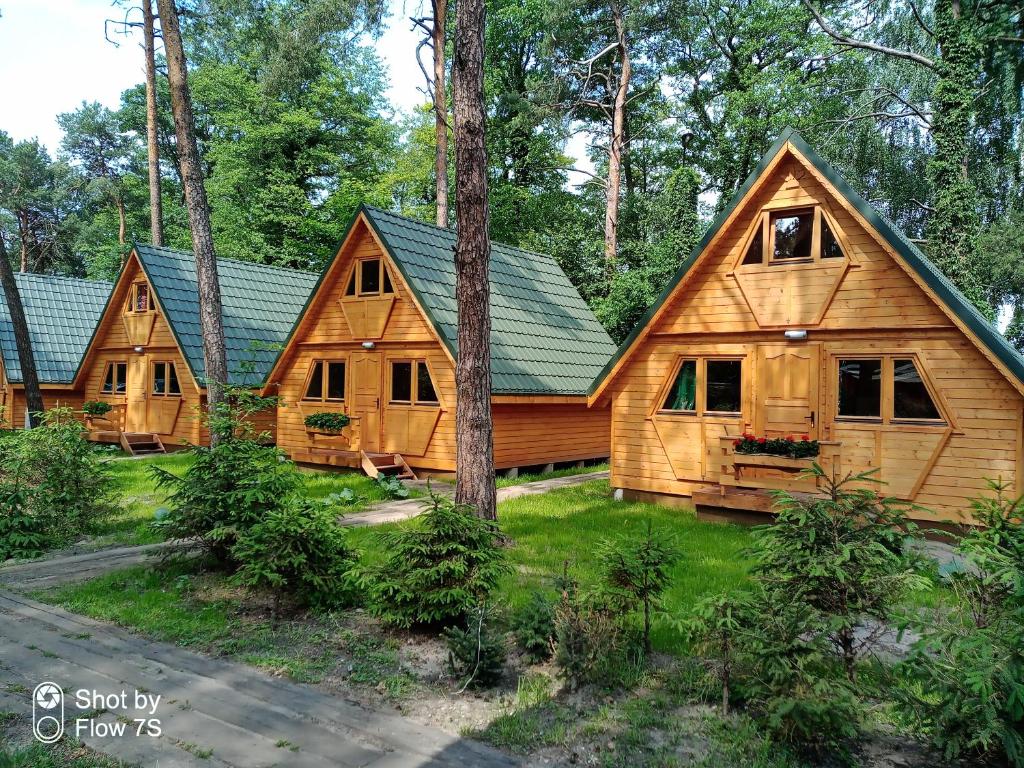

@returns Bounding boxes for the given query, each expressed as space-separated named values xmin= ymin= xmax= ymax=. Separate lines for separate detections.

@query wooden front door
xmin=351 ymin=352 xmax=382 ymax=452
xmin=126 ymin=355 xmax=148 ymax=432
xmin=755 ymin=344 xmax=820 ymax=439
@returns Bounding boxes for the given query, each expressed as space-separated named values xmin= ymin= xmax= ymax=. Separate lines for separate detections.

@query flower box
xmin=732 ymin=433 xmax=819 ymax=460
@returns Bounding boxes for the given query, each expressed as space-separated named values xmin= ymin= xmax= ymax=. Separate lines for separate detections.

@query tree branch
xmin=803 ymin=0 xmax=935 ymax=69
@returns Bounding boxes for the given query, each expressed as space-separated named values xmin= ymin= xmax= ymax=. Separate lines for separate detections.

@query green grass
xmin=495 ymin=461 xmax=609 ymax=488
xmin=349 ymin=479 xmax=754 ymax=653
xmin=91 ymin=452 xmax=411 ymax=548
xmin=0 ymin=740 xmax=130 ymax=768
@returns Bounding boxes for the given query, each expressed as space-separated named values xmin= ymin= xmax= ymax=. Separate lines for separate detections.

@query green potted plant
xmin=303 ymin=411 xmax=351 ymax=436
xmin=81 ymin=400 xmax=113 ymax=428
xmin=733 ymin=433 xmax=819 ymax=459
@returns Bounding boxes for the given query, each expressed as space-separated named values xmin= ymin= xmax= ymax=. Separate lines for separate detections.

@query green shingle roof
xmin=590 ymin=128 xmax=1024 ymax=394
xmin=0 ymin=273 xmax=111 ymax=385
xmin=358 ymin=206 xmax=617 ymax=395
xmin=134 ymin=245 xmax=319 ymax=387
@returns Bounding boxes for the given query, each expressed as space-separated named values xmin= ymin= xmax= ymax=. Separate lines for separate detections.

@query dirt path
xmin=0 ymin=590 xmax=517 ymax=767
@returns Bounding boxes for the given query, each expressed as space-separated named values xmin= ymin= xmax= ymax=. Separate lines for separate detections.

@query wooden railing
xmin=715 ymin=435 xmax=842 ymax=494
xmin=79 ymin=403 xmax=126 ymax=433
xmin=305 ymin=414 xmax=362 ymax=452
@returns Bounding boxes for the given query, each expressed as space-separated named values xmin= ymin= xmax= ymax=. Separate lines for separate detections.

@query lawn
xmin=90 ymin=452 xmax=414 ymax=549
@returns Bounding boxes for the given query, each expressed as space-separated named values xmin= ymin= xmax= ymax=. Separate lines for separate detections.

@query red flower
xmin=801 ymin=434 xmax=810 ymax=441
xmin=733 ymin=439 xmax=742 ymax=447
xmin=757 ymin=437 xmax=767 ymax=444
xmin=785 ymin=435 xmax=795 ymax=442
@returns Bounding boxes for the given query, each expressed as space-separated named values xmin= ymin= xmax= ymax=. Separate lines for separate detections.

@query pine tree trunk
xmin=144 ymin=0 xmax=165 ymax=247
xmin=0 ymin=237 xmax=43 ymax=427
xmin=16 ymin=211 xmax=28 ymax=273
xmin=604 ymin=0 xmax=631 ymax=267
xmin=452 ymin=0 xmax=496 ymax=520
xmin=156 ymin=0 xmax=229 ymax=423
xmin=116 ymin=196 xmax=127 ymax=245
xmin=433 ymin=0 xmax=450 ymax=228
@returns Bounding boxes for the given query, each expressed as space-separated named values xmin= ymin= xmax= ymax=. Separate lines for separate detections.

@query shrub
xmin=596 ymin=519 xmax=680 ymax=652
xmin=357 ymin=491 xmax=510 ymax=627
xmin=513 ymin=591 xmax=556 ymax=662
xmin=0 ymin=476 xmax=46 ymax=561
xmin=899 ymin=479 xmax=1024 ymax=765
xmin=231 ymin=499 xmax=357 ymax=610
xmin=81 ymin=400 xmax=113 ymax=417
xmin=375 ymin=474 xmax=409 ymax=499
xmin=303 ymin=411 xmax=350 ymax=433
xmin=152 ymin=394 xmax=299 ymax=563
xmin=445 ymin=601 xmax=508 ymax=689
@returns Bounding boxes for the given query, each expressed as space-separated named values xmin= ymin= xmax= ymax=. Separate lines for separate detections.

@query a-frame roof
xmin=79 ymin=245 xmax=319 ymax=388
xmin=589 ymin=128 xmax=1024 ymax=399
xmin=0 ymin=272 xmax=111 ymax=385
xmin=273 ymin=206 xmax=617 ymax=396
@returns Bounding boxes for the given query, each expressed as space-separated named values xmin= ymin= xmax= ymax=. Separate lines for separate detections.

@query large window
xmin=101 ymin=361 xmax=127 ymax=394
xmin=741 ymin=206 xmax=846 ymax=265
xmin=390 ymin=360 xmax=438 ymax=406
xmin=660 ymin=358 xmax=742 ymax=416
xmin=838 ymin=359 xmax=881 ymax=419
xmin=151 ymin=361 xmax=181 ymax=396
xmin=346 ymin=259 xmax=395 ymax=297
xmin=837 ymin=356 xmax=943 ymax=423
xmin=303 ymin=360 xmax=346 ymax=401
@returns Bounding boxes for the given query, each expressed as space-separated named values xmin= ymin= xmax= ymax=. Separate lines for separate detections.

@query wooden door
xmin=755 ymin=344 xmax=820 ymax=439
xmin=126 ymin=356 xmax=148 ymax=432
xmin=351 ymin=352 xmax=382 ymax=452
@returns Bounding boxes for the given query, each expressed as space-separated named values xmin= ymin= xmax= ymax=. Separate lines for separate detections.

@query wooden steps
xmin=119 ymin=432 xmax=166 ymax=456
xmin=359 ymin=451 xmax=417 ymax=480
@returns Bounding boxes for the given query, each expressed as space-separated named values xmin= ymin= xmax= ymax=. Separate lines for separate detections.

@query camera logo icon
xmin=32 ymin=682 xmax=64 ymax=744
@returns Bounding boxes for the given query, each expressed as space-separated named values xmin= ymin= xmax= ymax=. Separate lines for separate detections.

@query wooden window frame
xmin=301 ymin=358 xmax=348 ymax=402
xmin=127 ymin=282 xmax=154 ymax=314
xmin=150 ymin=360 xmax=182 ymax=397
xmin=833 ymin=354 xmax=946 ymax=427
xmin=656 ymin=355 xmax=744 ymax=418
xmin=100 ymin=361 xmax=128 ymax=396
xmin=347 ymin=259 xmax=395 ymax=298
xmin=387 ymin=358 xmax=440 ymax=408
xmin=736 ymin=205 xmax=850 ymax=268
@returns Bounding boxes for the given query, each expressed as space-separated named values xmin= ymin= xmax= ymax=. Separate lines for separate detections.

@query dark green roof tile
xmin=0 ymin=273 xmax=111 ymax=385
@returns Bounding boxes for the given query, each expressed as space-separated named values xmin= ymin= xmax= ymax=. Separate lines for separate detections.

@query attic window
xmin=348 ymin=259 xmax=395 ymax=297
xmin=771 ymin=210 xmax=813 ymax=260
xmin=821 ymin=217 xmax=844 ymax=259
xmin=130 ymin=283 xmax=153 ymax=313
xmin=740 ymin=206 xmax=848 ymax=265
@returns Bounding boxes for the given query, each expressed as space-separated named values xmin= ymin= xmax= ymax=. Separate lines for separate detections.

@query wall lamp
xmin=784 ymin=329 xmax=808 ymax=341
xmin=361 ymin=341 xmax=376 ymax=349
xmin=133 ymin=346 xmax=145 ymax=353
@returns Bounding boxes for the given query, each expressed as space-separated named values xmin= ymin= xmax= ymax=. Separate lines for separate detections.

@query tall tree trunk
xmin=433 ymin=0 xmax=450 ymax=228
xmin=116 ymin=196 xmax=127 ymax=245
xmin=604 ymin=0 xmax=631 ymax=267
xmin=0 ymin=237 xmax=43 ymax=427
xmin=926 ymin=0 xmax=987 ymax=312
xmin=16 ymin=211 xmax=28 ymax=273
xmin=452 ymin=0 xmax=496 ymax=520
xmin=156 ymin=0 xmax=229 ymax=423
xmin=144 ymin=0 xmax=165 ymax=247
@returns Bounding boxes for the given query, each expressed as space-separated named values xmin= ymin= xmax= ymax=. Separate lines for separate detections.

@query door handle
xmin=809 ymin=411 xmax=815 ymax=427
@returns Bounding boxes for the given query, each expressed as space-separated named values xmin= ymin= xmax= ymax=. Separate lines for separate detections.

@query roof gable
xmin=132 ymin=245 xmax=319 ymax=387
xmin=0 ymin=273 xmax=112 ymax=385
xmin=358 ymin=207 xmax=617 ymax=395
xmin=589 ymin=129 xmax=1024 ymax=399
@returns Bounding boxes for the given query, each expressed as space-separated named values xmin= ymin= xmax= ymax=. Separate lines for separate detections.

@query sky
xmin=0 ymin=0 xmax=433 ymax=152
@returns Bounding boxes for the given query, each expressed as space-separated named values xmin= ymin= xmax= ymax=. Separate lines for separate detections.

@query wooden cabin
xmin=263 ymin=206 xmax=616 ymax=477
xmin=589 ymin=129 xmax=1024 ymax=526
xmin=0 ymin=273 xmax=111 ymax=428
xmin=72 ymin=245 xmax=318 ymax=453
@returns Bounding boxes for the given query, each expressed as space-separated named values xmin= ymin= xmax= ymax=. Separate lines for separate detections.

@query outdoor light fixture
xmin=133 ymin=345 xmax=145 ymax=353
xmin=784 ymin=329 xmax=808 ymax=341
xmin=361 ymin=341 xmax=376 ymax=349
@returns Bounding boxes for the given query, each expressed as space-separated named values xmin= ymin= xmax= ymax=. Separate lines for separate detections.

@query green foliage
xmin=374 ymin=474 xmax=409 ymax=499
xmin=596 ymin=520 xmax=680 ymax=651
xmin=231 ymin=499 xmax=357 ymax=609
xmin=732 ymin=434 xmax=818 ymax=459
xmin=513 ymin=591 xmax=556 ymax=662
xmin=81 ymin=400 xmax=113 ymax=417
xmin=0 ymin=477 xmax=47 ymax=561
xmin=899 ymin=479 xmax=1024 ymax=765
xmin=357 ymin=491 xmax=511 ymax=627
xmin=444 ymin=601 xmax=508 ymax=689
xmin=302 ymin=411 xmax=350 ymax=432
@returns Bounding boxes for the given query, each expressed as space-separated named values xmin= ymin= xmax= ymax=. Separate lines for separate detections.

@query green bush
xmin=596 ymin=519 xmax=680 ymax=652
xmin=231 ymin=499 xmax=357 ymax=609
xmin=0 ymin=409 xmax=113 ymax=558
xmin=899 ymin=479 xmax=1024 ymax=765
xmin=445 ymin=601 xmax=508 ymax=689
xmin=303 ymin=411 xmax=350 ymax=432
xmin=513 ymin=591 xmax=556 ymax=662
xmin=375 ymin=474 xmax=409 ymax=499
xmin=81 ymin=400 xmax=113 ymax=417
xmin=357 ymin=491 xmax=511 ymax=627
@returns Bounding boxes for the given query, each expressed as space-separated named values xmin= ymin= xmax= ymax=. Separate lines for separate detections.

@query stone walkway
xmin=0 ymin=591 xmax=516 ymax=767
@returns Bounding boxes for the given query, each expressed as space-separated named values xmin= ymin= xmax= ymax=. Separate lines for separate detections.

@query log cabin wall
xmin=3 ymin=390 xmax=85 ymax=429
xmin=603 ymin=149 xmax=1023 ymax=525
